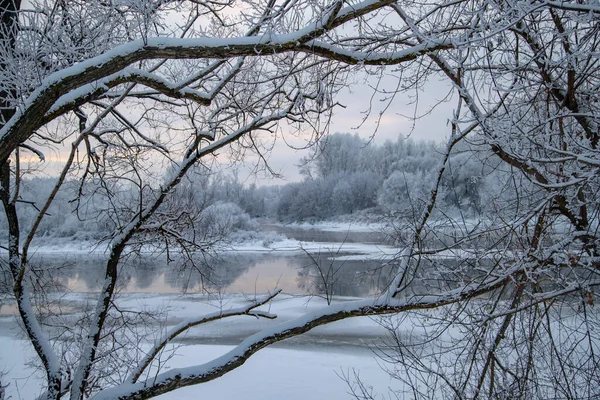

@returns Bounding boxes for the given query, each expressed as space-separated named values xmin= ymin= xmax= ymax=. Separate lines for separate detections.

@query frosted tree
xmin=0 ymin=1 xmax=461 ymax=399
xmin=350 ymin=1 xmax=600 ymax=398
xmin=0 ymin=1 xmax=598 ymax=400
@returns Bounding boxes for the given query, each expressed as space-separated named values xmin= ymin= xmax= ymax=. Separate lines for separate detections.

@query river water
xmin=20 ymin=250 xmax=393 ymax=297
xmin=0 ymin=225 xmax=398 ymax=307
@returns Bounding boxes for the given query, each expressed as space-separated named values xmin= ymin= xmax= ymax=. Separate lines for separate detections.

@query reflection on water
xmin=2 ymin=252 xmax=395 ymax=297
xmin=0 ymin=226 xmax=400 ymax=305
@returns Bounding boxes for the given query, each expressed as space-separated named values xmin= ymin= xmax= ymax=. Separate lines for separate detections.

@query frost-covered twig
xmin=92 ymin=274 xmax=511 ymax=400
xmin=128 ymin=289 xmax=281 ymax=384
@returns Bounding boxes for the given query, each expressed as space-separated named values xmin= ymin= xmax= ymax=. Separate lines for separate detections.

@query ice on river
xmin=0 ymin=293 xmax=400 ymax=399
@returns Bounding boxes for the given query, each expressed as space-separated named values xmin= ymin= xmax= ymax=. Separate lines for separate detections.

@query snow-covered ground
xmin=0 ymin=223 xmax=402 ymax=261
xmin=6 ymin=236 xmax=506 ymax=263
xmin=227 ymin=237 xmax=400 ymax=257
xmin=0 ymin=293 xmax=401 ymax=399
xmin=279 ymin=221 xmax=390 ymax=233
xmin=0 ymin=339 xmax=399 ymax=400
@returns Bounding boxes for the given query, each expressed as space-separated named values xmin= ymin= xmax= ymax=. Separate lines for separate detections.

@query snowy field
xmin=279 ymin=221 xmax=390 ymax=233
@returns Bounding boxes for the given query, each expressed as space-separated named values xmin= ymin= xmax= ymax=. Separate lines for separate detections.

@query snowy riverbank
xmin=0 ymin=221 xmax=402 ymax=261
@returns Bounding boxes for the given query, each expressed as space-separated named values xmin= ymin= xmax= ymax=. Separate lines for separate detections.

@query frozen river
xmin=0 ymin=224 xmax=487 ymax=400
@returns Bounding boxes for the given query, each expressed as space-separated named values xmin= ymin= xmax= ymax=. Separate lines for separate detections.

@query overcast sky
xmin=21 ymin=69 xmax=455 ymax=186
xmin=241 ymin=75 xmax=456 ymax=185
xmin=14 ymin=2 xmax=459 ymax=187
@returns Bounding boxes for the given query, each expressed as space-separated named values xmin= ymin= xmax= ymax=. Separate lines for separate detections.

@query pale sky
xmin=241 ymin=75 xmax=456 ymax=185
xmin=19 ymin=72 xmax=455 ymax=187
xmin=15 ymin=2 xmax=458 ymax=186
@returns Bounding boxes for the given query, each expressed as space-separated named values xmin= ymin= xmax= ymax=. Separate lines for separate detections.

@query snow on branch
xmin=44 ymin=67 xmax=213 ymax=125
xmin=545 ymin=1 xmax=600 ymax=13
xmin=0 ymin=0 xmax=402 ymax=163
xmin=127 ymin=289 xmax=282 ymax=384
xmin=299 ymin=39 xmax=454 ymax=65
xmin=91 ymin=275 xmax=510 ymax=400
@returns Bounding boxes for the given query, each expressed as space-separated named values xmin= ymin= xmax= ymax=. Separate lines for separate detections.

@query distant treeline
xmin=273 ymin=133 xmax=504 ymax=222
xmin=168 ymin=132 xmax=503 ymax=223
xmin=0 ymin=133 xmax=510 ymax=239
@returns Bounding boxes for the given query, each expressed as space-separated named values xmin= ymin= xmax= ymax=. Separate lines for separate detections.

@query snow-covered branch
xmin=299 ymin=39 xmax=454 ymax=65
xmin=0 ymin=0 xmax=402 ymax=163
xmin=92 ymin=275 xmax=510 ymax=400
xmin=128 ymin=289 xmax=281 ymax=384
